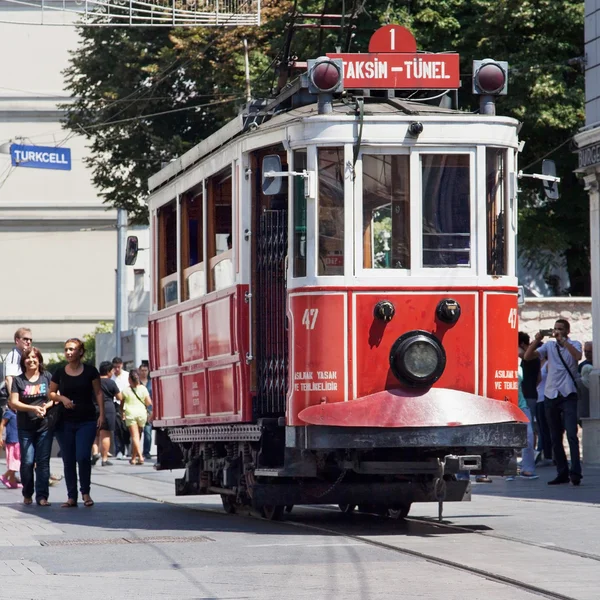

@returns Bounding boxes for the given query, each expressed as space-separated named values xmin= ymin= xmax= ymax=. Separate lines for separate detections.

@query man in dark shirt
xmin=519 ymin=332 xmax=540 ymax=414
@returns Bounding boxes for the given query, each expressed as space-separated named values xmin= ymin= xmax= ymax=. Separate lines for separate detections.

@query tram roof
xmin=149 ymin=96 xmax=517 ymax=194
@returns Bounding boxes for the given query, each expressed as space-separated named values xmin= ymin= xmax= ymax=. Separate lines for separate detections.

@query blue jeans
xmin=18 ymin=428 xmax=53 ymax=502
xmin=545 ymin=393 xmax=580 ymax=477
xmin=55 ymin=420 xmax=97 ymax=500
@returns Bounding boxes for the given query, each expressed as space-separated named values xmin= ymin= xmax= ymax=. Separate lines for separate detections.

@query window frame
xmin=354 ymin=147 xmax=477 ymax=278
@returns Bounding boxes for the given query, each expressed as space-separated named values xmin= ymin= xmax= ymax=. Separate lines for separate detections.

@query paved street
xmin=0 ymin=457 xmax=598 ymax=599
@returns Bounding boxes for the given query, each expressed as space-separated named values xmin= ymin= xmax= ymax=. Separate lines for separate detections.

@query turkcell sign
xmin=326 ymin=52 xmax=460 ymax=89
xmin=10 ymin=144 xmax=71 ymax=171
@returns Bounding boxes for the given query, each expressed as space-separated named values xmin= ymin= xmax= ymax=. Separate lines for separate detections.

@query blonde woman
xmin=120 ymin=370 xmax=151 ymax=465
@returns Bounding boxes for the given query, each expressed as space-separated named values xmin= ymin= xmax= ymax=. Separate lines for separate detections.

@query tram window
xmin=157 ymin=200 xmax=178 ymax=309
xmin=421 ymin=154 xmax=470 ymax=267
xmin=362 ymin=154 xmax=410 ymax=269
xmin=181 ymin=189 xmax=205 ymax=300
xmin=293 ymin=150 xmax=307 ymax=277
xmin=207 ymin=166 xmax=234 ymax=292
xmin=486 ymin=148 xmax=507 ymax=275
xmin=318 ymin=148 xmax=345 ymax=276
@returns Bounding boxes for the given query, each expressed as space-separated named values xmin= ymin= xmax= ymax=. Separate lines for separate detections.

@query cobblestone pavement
xmin=0 ymin=457 xmax=597 ymax=599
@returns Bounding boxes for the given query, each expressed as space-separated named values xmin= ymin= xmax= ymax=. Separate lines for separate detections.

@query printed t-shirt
xmin=122 ymin=385 xmax=149 ymax=420
xmin=11 ymin=372 xmax=52 ymax=432
xmin=2 ymin=408 xmax=18 ymax=443
xmin=51 ymin=364 xmax=100 ymax=422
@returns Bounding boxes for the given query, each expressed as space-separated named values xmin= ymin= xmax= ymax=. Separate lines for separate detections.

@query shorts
xmin=125 ymin=415 xmax=147 ymax=428
xmin=5 ymin=442 xmax=21 ymax=471
xmin=100 ymin=402 xmax=116 ymax=432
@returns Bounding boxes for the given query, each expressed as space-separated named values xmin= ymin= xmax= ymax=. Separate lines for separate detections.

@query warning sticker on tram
xmin=326 ymin=52 xmax=460 ymax=89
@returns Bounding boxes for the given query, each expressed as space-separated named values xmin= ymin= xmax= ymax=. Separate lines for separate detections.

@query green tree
xmin=63 ymin=0 xmax=587 ymax=291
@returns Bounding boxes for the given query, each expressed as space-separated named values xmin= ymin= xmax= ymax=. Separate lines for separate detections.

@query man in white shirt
xmin=110 ymin=357 xmax=130 ymax=459
xmin=524 ymin=318 xmax=582 ymax=486
xmin=4 ymin=327 xmax=33 ymax=394
xmin=111 ymin=356 xmax=129 ymax=391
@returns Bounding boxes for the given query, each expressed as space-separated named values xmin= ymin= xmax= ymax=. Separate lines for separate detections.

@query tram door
xmin=251 ymin=147 xmax=289 ymax=418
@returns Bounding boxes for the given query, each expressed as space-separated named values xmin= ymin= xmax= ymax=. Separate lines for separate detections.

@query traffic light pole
xmin=115 ymin=208 xmax=128 ymax=357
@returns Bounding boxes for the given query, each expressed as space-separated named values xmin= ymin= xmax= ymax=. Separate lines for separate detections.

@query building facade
xmin=0 ymin=6 xmax=149 ymax=357
xmin=574 ymin=0 xmax=600 ymax=463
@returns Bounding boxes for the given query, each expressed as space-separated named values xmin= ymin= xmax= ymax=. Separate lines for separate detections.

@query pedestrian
xmin=9 ymin=347 xmax=54 ymax=506
xmin=120 ymin=369 xmax=151 ymax=465
xmin=513 ymin=338 xmax=538 ymax=480
xmin=0 ymin=407 xmax=22 ymax=489
xmin=49 ymin=338 xmax=104 ymax=507
xmin=523 ymin=319 xmax=582 ymax=485
xmin=111 ymin=357 xmax=129 ymax=460
xmin=138 ymin=362 xmax=153 ymax=460
xmin=518 ymin=332 xmax=540 ymax=419
xmin=535 ymin=361 xmax=553 ymax=466
xmin=97 ymin=361 xmax=122 ymax=466
xmin=4 ymin=327 xmax=33 ymax=395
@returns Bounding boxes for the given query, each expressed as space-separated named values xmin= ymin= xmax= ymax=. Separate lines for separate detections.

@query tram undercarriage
xmin=156 ymin=420 xmax=524 ymax=520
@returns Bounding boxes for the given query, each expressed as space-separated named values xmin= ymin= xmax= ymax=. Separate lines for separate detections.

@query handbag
xmin=45 ymin=402 xmax=64 ymax=430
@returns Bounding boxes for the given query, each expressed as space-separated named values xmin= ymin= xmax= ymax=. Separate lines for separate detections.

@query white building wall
xmin=0 ymin=8 xmax=149 ymax=356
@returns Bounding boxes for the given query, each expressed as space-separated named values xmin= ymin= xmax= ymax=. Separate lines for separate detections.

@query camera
xmin=409 ymin=122 xmax=423 ymax=136
xmin=540 ymin=329 xmax=554 ymax=336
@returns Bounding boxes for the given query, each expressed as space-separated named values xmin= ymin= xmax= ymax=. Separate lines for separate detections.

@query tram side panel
xmin=482 ymin=291 xmax=519 ymax=404
xmin=151 ymin=285 xmax=252 ymax=426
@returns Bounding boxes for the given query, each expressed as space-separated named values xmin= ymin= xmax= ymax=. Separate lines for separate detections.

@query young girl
xmin=0 ymin=408 xmax=22 ymax=488
xmin=120 ymin=370 xmax=151 ymax=465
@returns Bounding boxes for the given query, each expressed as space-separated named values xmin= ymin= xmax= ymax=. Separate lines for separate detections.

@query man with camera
xmin=524 ymin=319 xmax=582 ymax=485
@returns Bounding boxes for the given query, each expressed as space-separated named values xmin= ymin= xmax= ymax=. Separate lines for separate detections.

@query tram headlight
xmin=389 ymin=330 xmax=446 ymax=387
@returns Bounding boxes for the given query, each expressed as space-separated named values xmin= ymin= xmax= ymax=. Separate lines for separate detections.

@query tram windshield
xmin=421 ymin=154 xmax=470 ymax=268
xmin=362 ymin=154 xmax=410 ymax=269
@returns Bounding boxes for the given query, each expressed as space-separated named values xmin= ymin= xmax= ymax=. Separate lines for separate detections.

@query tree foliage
xmin=63 ymin=0 xmax=587 ymax=291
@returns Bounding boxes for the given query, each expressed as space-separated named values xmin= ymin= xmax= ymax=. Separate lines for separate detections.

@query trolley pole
xmin=115 ymin=208 xmax=129 ymax=357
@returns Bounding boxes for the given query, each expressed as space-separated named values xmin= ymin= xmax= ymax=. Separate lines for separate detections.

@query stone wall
xmin=518 ymin=297 xmax=593 ymax=342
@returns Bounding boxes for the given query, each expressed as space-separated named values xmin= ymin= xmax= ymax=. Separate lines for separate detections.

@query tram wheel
xmin=221 ymin=494 xmax=237 ymax=514
xmin=261 ymin=505 xmax=285 ymax=521
xmin=338 ymin=504 xmax=356 ymax=514
xmin=387 ymin=503 xmax=411 ymax=520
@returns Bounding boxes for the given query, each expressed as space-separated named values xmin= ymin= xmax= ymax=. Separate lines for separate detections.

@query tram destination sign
xmin=326 ymin=24 xmax=460 ymax=90
xmin=326 ymin=52 xmax=460 ymax=89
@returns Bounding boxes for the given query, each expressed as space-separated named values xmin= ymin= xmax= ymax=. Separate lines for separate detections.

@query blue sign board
xmin=10 ymin=144 xmax=71 ymax=171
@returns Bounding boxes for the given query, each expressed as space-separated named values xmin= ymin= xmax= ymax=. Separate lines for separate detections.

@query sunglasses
xmin=20 ymin=337 xmax=32 ymax=342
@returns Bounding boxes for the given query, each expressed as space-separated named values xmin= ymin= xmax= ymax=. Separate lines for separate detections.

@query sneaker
xmin=519 ymin=473 xmax=539 ymax=480
xmin=116 ymin=452 xmax=125 ymax=460
xmin=505 ymin=476 xmax=516 ymax=481
xmin=475 ymin=475 xmax=493 ymax=483
xmin=101 ymin=460 xmax=113 ymax=466
xmin=143 ymin=454 xmax=152 ymax=460
xmin=91 ymin=453 xmax=101 ymax=466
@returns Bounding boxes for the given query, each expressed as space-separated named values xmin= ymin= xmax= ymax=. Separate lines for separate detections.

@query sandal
xmin=37 ymin=499 xmax=52 ymax=507
xmin=83 ymin=495 xmax=94 ymax=507
xmin=61 ymin=499 xmax=78 ymax=508
xmin=23 ymin=497 xmax=33 ymax=506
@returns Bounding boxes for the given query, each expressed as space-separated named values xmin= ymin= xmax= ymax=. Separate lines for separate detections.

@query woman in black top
xmin=9 ymin=347 xmax=54 ymax=506
xmin=49 ymin=338 xmax=104 ymax=508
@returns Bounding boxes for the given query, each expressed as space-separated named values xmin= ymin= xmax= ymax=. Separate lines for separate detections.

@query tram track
xmin=91 ymin=474 xmax=592 ymax=600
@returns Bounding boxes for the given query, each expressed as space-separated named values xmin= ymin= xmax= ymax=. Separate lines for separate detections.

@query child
xmin=0 ymin=408 xmax=22 ymax=489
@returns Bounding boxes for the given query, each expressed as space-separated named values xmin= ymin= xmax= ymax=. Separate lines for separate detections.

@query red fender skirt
xmin=297 ymin=388 xmax=528 ymax=428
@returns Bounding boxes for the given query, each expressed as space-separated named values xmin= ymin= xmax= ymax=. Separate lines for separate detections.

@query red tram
xmin=147 ymin=26 xmax=527 ymax=520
